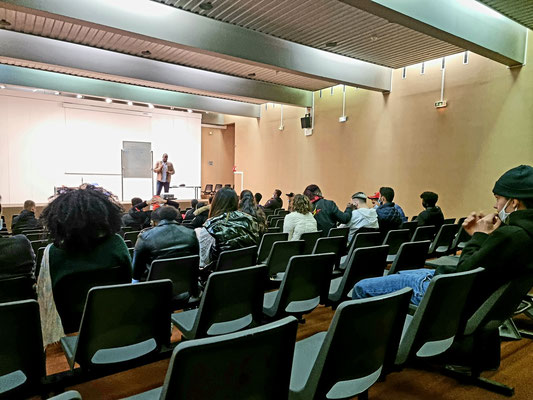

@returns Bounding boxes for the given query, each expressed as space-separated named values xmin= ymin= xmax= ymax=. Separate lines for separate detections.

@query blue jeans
xmin=352 ymin=268 xmax=435 ymax=306
xmin=156 ymin=181 xmax=170 ymax=196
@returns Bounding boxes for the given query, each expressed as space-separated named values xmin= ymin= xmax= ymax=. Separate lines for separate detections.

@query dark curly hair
xmin=40 ymin=185 xmax=123 ymax=250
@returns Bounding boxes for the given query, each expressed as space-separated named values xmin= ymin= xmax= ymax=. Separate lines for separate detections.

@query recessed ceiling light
xmin=199 ymin=1 xmax=213 ymax=11
xmin=325 ymin=41 xmax=338 ymax=48
xmin=0 ymin=85 xmax=5 ymax=89
xmin=76 ymin=94 xmax=83 ymax=99
xmin=141 ymin=50 xmax=152 ymax=56
xmin=370 ymin=35 xmax=379 ymax=42
xmin=105 ymin=98 xmax=112 ymax=103
xmin=0 ymin=19 xmax=11 ymax=27
xmin=32 ymin=89 xmax=39 ymax=92
xmin=54 ymin=91 xmax=60 ymax=95
xmin=187 ymin=109 xmax=193 ymax=113
xmin=127 ymin=101 xmax=133 ymax=106
xmin=147 ymin=103 xmax=154 ymax=109
xmin=247 ymin=73 xmax=256 ymax=78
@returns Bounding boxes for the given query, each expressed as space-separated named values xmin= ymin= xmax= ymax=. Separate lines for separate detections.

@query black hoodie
xmin=12 ymin=209 xmax=42 ymax=234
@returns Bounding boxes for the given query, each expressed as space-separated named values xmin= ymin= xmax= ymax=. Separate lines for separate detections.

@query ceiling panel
xmin=477 ymin=0 xmax=533 ymax=30
xmin=153 ymin=0 xmax=465 ymax=68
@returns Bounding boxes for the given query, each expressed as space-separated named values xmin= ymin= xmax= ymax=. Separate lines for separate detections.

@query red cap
xmin=368 ymin=192 xmax=380 ymax=200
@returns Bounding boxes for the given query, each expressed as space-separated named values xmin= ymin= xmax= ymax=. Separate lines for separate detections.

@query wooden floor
xmin=39 ymin=307 xmax=533 ymax=400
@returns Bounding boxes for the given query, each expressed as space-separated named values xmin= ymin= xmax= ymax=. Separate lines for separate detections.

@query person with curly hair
xmin=37 ymin=185 xmax=132 ymax=346
xmin=239 ymin=189 xmax=267 ymax=234
xmin=283 ymin=194 xmax=318 ymax=240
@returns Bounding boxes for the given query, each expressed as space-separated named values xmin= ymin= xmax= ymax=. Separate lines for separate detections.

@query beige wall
xmin=201 ymin=125 xmax=235 ymax=190
xmin=227 ymin=44 xmax=533 ymax=220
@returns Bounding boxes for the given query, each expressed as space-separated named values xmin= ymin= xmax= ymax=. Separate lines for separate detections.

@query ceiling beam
xmin=0 ymin=64 xmax=262 ymax=118
xmin=0 ymin=30 xmax=312 ymax=107
xmin=340 ymin=0 xmax=527 ymax=67
xmin=0 ymin=0 xmax=392 ymax=92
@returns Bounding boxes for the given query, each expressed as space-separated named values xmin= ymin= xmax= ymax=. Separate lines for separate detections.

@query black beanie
xmin=492 ymin=165 xmax=533 ymax=199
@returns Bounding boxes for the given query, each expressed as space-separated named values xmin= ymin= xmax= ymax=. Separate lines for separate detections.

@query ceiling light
xmin=147 ymin=103 xmax=154 ymax=109
xmin=187 ymin=109 xmax=193 ymax=113
xmin=127 ymin=101 xmax=133 ymax=106
xmin=0 ymin=85 xmax=5 ymax=89
xmin=32 ymin=89 xmax=39 ymax=92
xmin=370 ymin=35 xmax=379 ymax=42
xmin=199 ymin=1 xmax=213 ymax=11
xmin=54 ymin=91 xmax=60 ymax=95
xmin=105 ymin=98 xmax=112 ymax=103
xmin=325 ymin=41 xmax=338 ymax=48
xmin=76 ymin=94 xmax=83 ymax=99
xmin=0 ymin=19 xmax=11 ymax=27
xmin=141 ymin=50 xmax=152 ymax=56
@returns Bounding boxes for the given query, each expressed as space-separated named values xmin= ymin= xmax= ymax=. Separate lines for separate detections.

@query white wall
xmin=0 ymin=90 xmax=201 ymax=204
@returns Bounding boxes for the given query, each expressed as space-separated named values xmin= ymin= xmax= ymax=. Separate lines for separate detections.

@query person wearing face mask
xmin=351 ymin=165 xmax=533 ymax=307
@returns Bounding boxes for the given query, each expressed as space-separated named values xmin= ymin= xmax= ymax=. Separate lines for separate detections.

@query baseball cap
xmin=368 ymin=192 xmax=380 ymax=200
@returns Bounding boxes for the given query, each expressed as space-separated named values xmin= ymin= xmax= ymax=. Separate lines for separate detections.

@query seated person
xmin=417 ymin=191 xmax=445 ymax=228
xmin=190 ymin=199 xmax=211 ymax=228
xmin=0 ymin=234 xmax=35 ymax=280
xmin=132 ymin=206 xmax=199 ymax=281
xmin=264 ymin=189 xmax=283 ymax=210
xmin=304 ymin=184 xmax=352 ymax=236
xmin=368 ymin=192 xmax=380 ymax=209
xmin=153 ymin=196 xmax=183 ymax=223
xmin=352 ymin=165 xmax=533 ymax=306
xmin=254 ymin=192 xmax=263 ymax=208
xmin=12 ymin=200 xmax=42 ymax=234
xmin=183 ymin=199 xmax=199 ymax=222
xmin=375 ymin=187 xmax=403 ymax=233
xmin=286 ymin=192 xmax=295 ymax=212
xmin=37 ymin=185 xmax=132 ymax=346
xmin=197 ymin=187 xmax=259 ymax=273
xmin=122 ymin=197 xmax=153 ymax=230
xmin=283 ymin=194 xmax=317 ymax=240
xmin=341 ymin=192 xmax=379 ymax=242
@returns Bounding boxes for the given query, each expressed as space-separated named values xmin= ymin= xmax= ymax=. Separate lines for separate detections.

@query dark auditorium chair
xmin=327 ymin=226 xmax=349 ymax=255
xmin=382 ymin=229 xmax=411 ymax=263
xmin=289 ymin=289 xmax=412 ymax=400
xmin=47 ymin=391 xmax=83 ymax=400
xmin=395 ymin=268 xmax=483 ymax=367
xmin=171 ymin=266 xmax=267 ymax=340
xmin=387 ymin=241 xmax=432 ymax=275
xmin=147 ymin=255 xmax=200 ymax=310
xmin=299 ymin=231 xmax=322 ymax=254
xmin=275 ymin=218 xmax=285 ymax=230
xmin=0 ymin=300 xmax=45 ymax=398
xmin=31 ymin=239 xmax=50 ymax=258
xmin=60 ymin=280 xmax=172 ymax=371
xmin=124 ymin=231 xmax=141 ymax=247
xmin=411 ymin=225 xmax=436 ymax=243
xmin=428 ymin=223 xmax=460 ymax=257
xmin=215 ymin=245 xmax=257 ymax=272
xmin=0 ymin=276 xmax=36 ymax=303
xmin=213 ymin=183 xmax=223 ymax=192
xmin=340 ymin=231 xmax=383 ymax=270
xmin=123 ymin=317 xmax=298 ymax=400
xmin=443 ymin=218 xmax=456 ymax=225
xmin=312 ymin=236 xmax=345 ymax=270
xmin=266 ymin=226 xmax=282 ymax=233
xmin=265 ymin=240 xmax=304 ymax=280
xmin=274 ymin=208 xmax=287 ymax=216
xmin=327 ymin=245 xmax=389 ymax=307
xmin=202 ymin=184 xmax=213 ymax=196
xmin=450 ymin=225 xmax=471 ymax=254
xmin=457 ymin=217 xmax=467 ymax=226
xmin=25 ymin=232 xmax=47 ymax=242
xmin=263 ymin=253 xmax=335 ymax=321
xmin=400 ymin=221 xmax=418 ymax=239
xmin=257 ymin=232 xmax=289 ymax=264
xmin=35 ymin=246 xmax=46 ymax=277
xmin=53 ymin=265 xmax=132 ymax=333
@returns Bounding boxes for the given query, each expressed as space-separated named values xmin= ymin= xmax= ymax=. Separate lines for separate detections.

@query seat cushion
xmin=60 ymin=335 xmax=79 ymax=369
xmin=171 ymin=309 xmax=197 ymax=336
xmin=123 ymin=387 xmax=163 ymax=400
xmin=290 ymin=332 xmax=326 ymax=393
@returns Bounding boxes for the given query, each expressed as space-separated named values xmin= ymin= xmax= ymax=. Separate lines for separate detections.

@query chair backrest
xmin=35 ymin=246 xmax=46 ymax=277
xmin=30 ymin=240 xmax=49 ymax=257
xmin=266 ymin=240 xmax=304 ymax=276
xmin=300 ymin=231 xmax=322 ymax=254
xmin=53 ymin=265 xmax=132 ymax=333
xmin=268 ymin=216 xmax=283 ymax=227
xmin=296 ymin=289 xmax=412 ymax=399
xmin=429 ymin=224 xmax=459 ymax=254
xmin=122 ymin=226 xmax=134 ymax=233
xmin=312 ymin=236 xmax=345 ymax=268
xmin=328 ymin=227 xmax=349 ymax=255
xmin=274 ymin=208 xmax=288 ymax=216
xmin=194 ymin=266 xmax=267 ymax=337
xmin=451 ymin=226 xmax=470 ymax=252
xmin=269 ymin=253 xmax=335 ymax=318
xmin=214 ymin=184 xmax=223 ymax=191
xmin=388 ymin=241 xmax=431 ymax=275
xmin=330 ymin=245 xmax=389 ymax=303
xmin=457 ymin=217 xmax=467 ymax=226
xmin=400 ymin=221 xmax=417 ymax=238
xmin=396 ymin=268 xmax=483 ymax=365
xmin=203 ymin=184 xmax=213 ymax=193
xmin=351 ymin=232 xmax=382 ymax=251
xmin=257 ymin=233 xmax=289 ymax=264
xmin=25 ymin=232 xmax=47 ymax=242
xmin=73 ymin=280 xmax=173 ymax=369
xmin=0 ymin=300 xmax=45 ymax=396
xmin=161 ymin=317 xmax=298 ymax=400
xmin=123 ymin=239 xmax=133 ymax=249
xmin=124 ymin=231 xmax=141 ymax=247
xmin=411 ymin=225 xmax=436 ymax=242
xmin=266 ymin=226 xmax=281 ymax=233
xmin=147 ymin=255 xmax=200 ymax=308
xmin=382 ymin=229 xmax=411 ymax=255
xmin=0 ymin=276 xmax=36 ymax=303
xmin=275 ymin=218 xmax=285 ymax=229
xmin=215 ymin=245 xmax=258 ymax=272
xmin=443 ymin=218 xmax=456 ymax=225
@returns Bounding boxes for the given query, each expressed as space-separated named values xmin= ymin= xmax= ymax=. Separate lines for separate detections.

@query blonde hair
xmin=292 ymin=194 xmax=313 ymax=215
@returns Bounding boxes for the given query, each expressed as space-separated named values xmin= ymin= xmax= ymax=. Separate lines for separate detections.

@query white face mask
xmin=498 ymin=199 xmax=516 ymax=223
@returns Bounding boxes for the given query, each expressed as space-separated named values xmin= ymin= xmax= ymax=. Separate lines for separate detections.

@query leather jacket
xmin=204 ymin=210 xmax=260 ymax=263
xmin=12 ymin=210 xmax=42 ymax=234
xmin=132 ymin=219 xmax=199 ymax=280
xmin=0 ymin=234 xmax=35 ymax=280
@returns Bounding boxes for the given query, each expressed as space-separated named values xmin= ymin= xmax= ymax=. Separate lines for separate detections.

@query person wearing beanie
xmin=303 ymin=184 xmax=352 ymax=236
xmin=351 ymin=165 xmax=533 ymax=308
